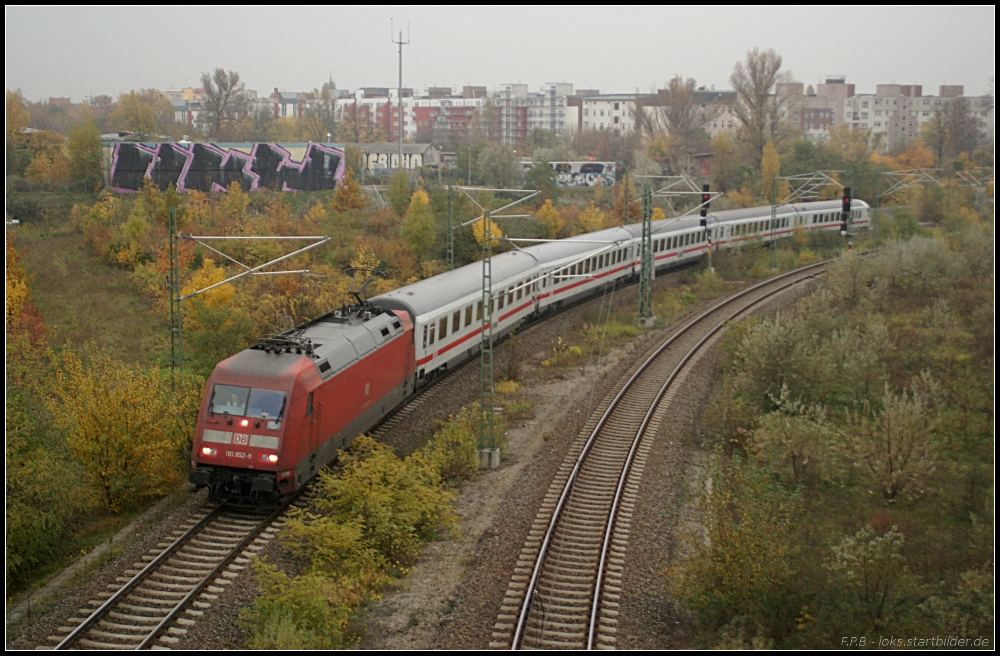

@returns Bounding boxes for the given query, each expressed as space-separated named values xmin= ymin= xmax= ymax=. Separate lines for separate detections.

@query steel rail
xmin=135 ymin=501 xmax=290 ymax=649
xmin=53 ymin=505 xmax=226 ymax=650
xmin=510 ymin=259 xmax=832 ymax=649
xmin=585 ymin=268 xmax=825 ymax=648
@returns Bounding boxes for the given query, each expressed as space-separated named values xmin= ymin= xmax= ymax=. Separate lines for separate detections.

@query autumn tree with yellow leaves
xmin=579 ymin=202 xmax=608 ymax=233
xmin=535 ymin=199 xmax=564 ymax=239
xmin=47 ymin=344 xmax=201 ymax=512
xmin=472 ymin=214 xmax=504 ymax=248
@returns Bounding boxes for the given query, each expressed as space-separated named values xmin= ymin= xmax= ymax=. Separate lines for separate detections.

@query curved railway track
xmin=34 ymin=254 xmax=840 ymax=650
xmin=490 ymin=260 xmax=837 ymax=650
xmin=44 ymin=501 xmax=295 ymax=650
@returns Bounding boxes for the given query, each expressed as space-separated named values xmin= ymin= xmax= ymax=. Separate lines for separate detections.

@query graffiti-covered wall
xmin=106 ymin=142 xmax=345 ymax=193
xmin=521 ymin=161 xmax=617 ymax=187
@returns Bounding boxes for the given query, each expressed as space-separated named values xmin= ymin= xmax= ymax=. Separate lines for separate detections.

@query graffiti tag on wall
xmin=521 ymin=161 xmax=617 ymax=187
xmin=108 ymin=142 xmax=345 ymax=193
xmin=362 ymin=151 xmax=423 ymax=171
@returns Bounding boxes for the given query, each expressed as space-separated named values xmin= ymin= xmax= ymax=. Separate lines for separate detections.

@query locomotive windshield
xmin=210 ymin=385 xmax=287 ymax=419
xmin=211 ymin=385 xmax=250 ymax=415
xmin=247 ymin=388 xmax=286 ymax=420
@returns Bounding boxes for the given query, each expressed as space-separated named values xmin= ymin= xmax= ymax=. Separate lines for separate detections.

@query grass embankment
xmin=16 ymin=221 xmax=163 ymax=365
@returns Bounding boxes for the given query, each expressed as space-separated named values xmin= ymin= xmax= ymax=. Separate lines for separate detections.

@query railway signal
xmin=699 ymin=184 xmax=710 ymax=227
xmin=842 ymin=187 xmax=852 ymax=235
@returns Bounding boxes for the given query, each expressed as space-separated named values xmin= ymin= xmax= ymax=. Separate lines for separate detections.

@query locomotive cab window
xmin=247 ymin=389 xmax=286 ymax=420
xmin=211 ymin=384 xmax=250 ymax=415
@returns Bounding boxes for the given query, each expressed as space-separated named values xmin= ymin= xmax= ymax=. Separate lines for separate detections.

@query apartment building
xmin=340 ymin=87 xmax=489 ymax=142
xmin=581 ymin=94 xmax=635 ymax=132
xmin=843 ymin=84 xmax=994 ymax=150
xmin=493 ymin=83 xmax=578 ymax=145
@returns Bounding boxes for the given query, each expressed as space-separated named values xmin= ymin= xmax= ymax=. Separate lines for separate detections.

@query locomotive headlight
xmin=239 ymin=419 xmax=250 ymax=427
xmin=201 ymin=446 xmax=217 ymax=457
xmin=260 ymin=453 xmax=278 ymax=463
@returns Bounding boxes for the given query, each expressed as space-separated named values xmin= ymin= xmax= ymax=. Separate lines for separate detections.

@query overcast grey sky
xmin=5 ymin=6 xmax=995 ymax=102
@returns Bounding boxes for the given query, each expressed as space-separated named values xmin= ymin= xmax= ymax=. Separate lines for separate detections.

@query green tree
xmin=454 ymin=142 xmax=484 ymax=185
xmin=387 ymin=169 xmax=412 ymax=216
xmin=401 ymin=189 xmax=435 ymax=260
xmin=477 ymin=143 xmax=521 ymax=188
xmin=68 ymin=117 xmax=103 ymax=189
xmin=711 ymin=132 xmax=742 ymax=192
xmin=524 ymin=160 xmax=559 ymax=201
xmin=520 ymin=128 xmax=560 ymax=156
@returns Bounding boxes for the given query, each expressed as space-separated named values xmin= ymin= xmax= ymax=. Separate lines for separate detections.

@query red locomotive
xmin=189 ymin=303 xmax=413 ymax=501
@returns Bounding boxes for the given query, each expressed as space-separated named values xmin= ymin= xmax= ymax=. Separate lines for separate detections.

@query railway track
xmin=489 ymin=260 xmax=833 ymax=650
xmin=43 ymin=501 xmax=296 ymax=650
